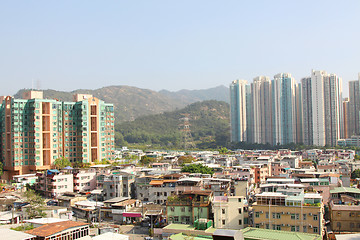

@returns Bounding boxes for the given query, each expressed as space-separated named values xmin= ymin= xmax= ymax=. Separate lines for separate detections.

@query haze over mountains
xmin=14 ymin=85 xmax=229 ymax=122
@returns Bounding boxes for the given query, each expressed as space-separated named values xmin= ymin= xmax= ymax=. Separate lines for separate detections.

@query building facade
xmin=252 ymin=192 xmax=324 ymax=236
xmin=348 ymin=78 xmax=360 ymax=136
xmin=230 ymin=80 xmax=248 ymax=142
xmin=0 ymin=91 xmax=115 ymax=180
xmin=212 ymin=196 xmax=248 ymax=229
xmin=272 ymin=73 xmax=296 ymax=145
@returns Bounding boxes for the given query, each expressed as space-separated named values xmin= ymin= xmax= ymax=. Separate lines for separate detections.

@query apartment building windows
xmin=313 ymin=214 xmax=318 ymax=220
xmin=313 ymin=227 xmax=318 ymax=233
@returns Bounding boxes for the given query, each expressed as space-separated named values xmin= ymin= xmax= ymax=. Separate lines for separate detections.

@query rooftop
xmin=0 ymin=229 xmax=36 ymax=240
xmin=330 ymin=187 xmax=360 ymax=194
xmin=26 ymin=220 xmax=88 ymax=237
xmin=24 ymin=218 xmax=68 ymax=225
xmin=241 ymin=227 xmax=322 ymax=240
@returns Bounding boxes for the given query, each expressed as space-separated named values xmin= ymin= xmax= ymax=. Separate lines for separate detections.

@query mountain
xmin=14 ymin=86 xmax=189 ymax=122
xmin=14 ymin=85 xmax=230 ymax=123
xmin=159 ymin=85 xmax=230 ymax=104
xmin=116 ymin=100 xmax=230 ymax=149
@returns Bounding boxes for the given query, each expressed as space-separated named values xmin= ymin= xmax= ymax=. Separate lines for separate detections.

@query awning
xmin=123 ymin=212 xmax=142 ymax=218
xmin=91 ymin=189 xmax=103 ymax=194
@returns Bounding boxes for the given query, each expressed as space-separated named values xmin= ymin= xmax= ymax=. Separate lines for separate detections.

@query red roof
xmin=26 ymin=221 xmax=88 ymax=237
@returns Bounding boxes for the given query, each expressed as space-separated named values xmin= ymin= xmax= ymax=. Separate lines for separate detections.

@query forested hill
xmin=115 ymin=100 xmax=230 ymax=149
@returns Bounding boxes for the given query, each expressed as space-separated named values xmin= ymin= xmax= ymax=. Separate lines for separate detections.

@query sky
xmin=1 ymin=1 xmax=360 ymax=96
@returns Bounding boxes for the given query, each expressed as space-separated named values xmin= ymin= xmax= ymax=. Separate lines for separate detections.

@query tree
xmin=181 ymin=164 xmax=214 ymax=175
xmin=0 ymin=161 xmax=3 ymax=176
xmin=72 ymin=162 xmax=91 ymax=168
xmin=218 ymin=147 xmax=229 ymax=155
xmin=139 ymin=156 xmax=156 ymax=166
xmin=177 ymin=155 xmax=194 ymax=165
xmin=351 ymin=169 xmax=360 ymax=179
xmin=24 ymin=189 xmax=46 ymax=219
xmin=52 ymin=157 xmax=71 ymax=170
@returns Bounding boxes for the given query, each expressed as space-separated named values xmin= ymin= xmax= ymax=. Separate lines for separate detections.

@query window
xmin=303 ymin=214 xmax=307 ymax=220
xmin=350 ymin=223 xmax=355 ymax=229
xmin=276 ymin=225 xmax=281 ymax=230
xmin=255 ymin=224 xmax=259 ymax=228
xmin=238 ymin=198 xmax=242 ymax=202
xmin=181 ymin=207 xmax=185 ymax=212
xmin=303 ymin=226 xmax=307 ymax=232
xmin=291 ymin=226 xmax=296 ymax=232
xmin=222 ymin=220 xmax=226 ymax=225
xmin=266 ymin=224 xmax=269 ymax=229
xmin=337 ymin=222 xmax=341 ymax=228
xmin=313 ymin=227 xmax=318 ymax=233
xmin=265 ymin=212 xmax=269 ymax=219
xmin=255 ymin=212 xmax=260 ymax=218
xmin=276 ymin=213 xmax=281 ymax=219
xmin=222 ymin=209 xmax=225 ymax=214
xmin=291 ymin=214 xmax=295 ymax=220
xmin=238 ymin=219 xmax=242 ymax=225
xmin=174 ymin=216 xmax=179 ymax=222
xmin=313 ymin=214 xmax=318 ymax=221
xmin=238 ymin=208 xmax=242 ymax=214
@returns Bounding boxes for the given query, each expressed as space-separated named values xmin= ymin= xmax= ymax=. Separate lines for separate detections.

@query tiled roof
xmin=26 ymin=220 xmax=88 ymax=237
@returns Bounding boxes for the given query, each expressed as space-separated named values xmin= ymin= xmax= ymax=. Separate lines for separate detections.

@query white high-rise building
xmin=230 ymin=80 xmax=248 ymax=142
xmin=301 ymin=77 xmax=313 ymax=146
xmin=302 ymin=70 xmax=343 ymax=146
xmin=251 ymin=76 xmax=272 ymax=145
xmin=311 ymin=70 xmax=327 ymax=146
xmin=348 ymin=76 xmax=360 ymax=136
xmin=324 ymin=73 xmax=343 ymax=146
xmin=272 ymin=73 xmax=296 ymax=145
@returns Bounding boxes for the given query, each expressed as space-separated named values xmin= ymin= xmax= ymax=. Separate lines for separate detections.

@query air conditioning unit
xmin=281 ymin=212 xmax=285 ymax=214
xmin=309 ymin=213 xmax=312 ymax=216
xmin=286 ymin=224 xmax=290 ymax=227
xmin=260 ymin=211 xmax=264 ymax=214
xmin=261 ymin=223 xmax=264 ymax=225
xmin=281 ymin=224 xmax=285 ymax=227
xmin=287 ymin=212 xmax=291 ymax=215
xmin=309 ymin=224 xmax=312 ymax=228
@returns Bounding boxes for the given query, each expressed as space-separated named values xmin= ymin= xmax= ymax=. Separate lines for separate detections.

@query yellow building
xmin=329 ymin=187 xmax=360 ymax=232
xmin=252 ymin=192 xmax=324 ymax=236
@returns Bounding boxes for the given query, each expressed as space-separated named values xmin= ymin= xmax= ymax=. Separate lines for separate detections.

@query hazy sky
xmin=1 ymin=1 xmax=359 ymax=96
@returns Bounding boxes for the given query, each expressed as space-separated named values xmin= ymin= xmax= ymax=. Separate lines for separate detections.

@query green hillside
xmin=116 ymin=100 xmax=230 ymax=149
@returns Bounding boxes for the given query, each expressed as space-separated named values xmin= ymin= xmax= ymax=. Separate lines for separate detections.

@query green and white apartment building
xmin=0 ymin=91 xmax=115 ymax=180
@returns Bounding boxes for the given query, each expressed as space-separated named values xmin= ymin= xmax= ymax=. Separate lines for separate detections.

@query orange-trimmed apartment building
xmin=0 ymin=91 xmax=115 ymax=180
